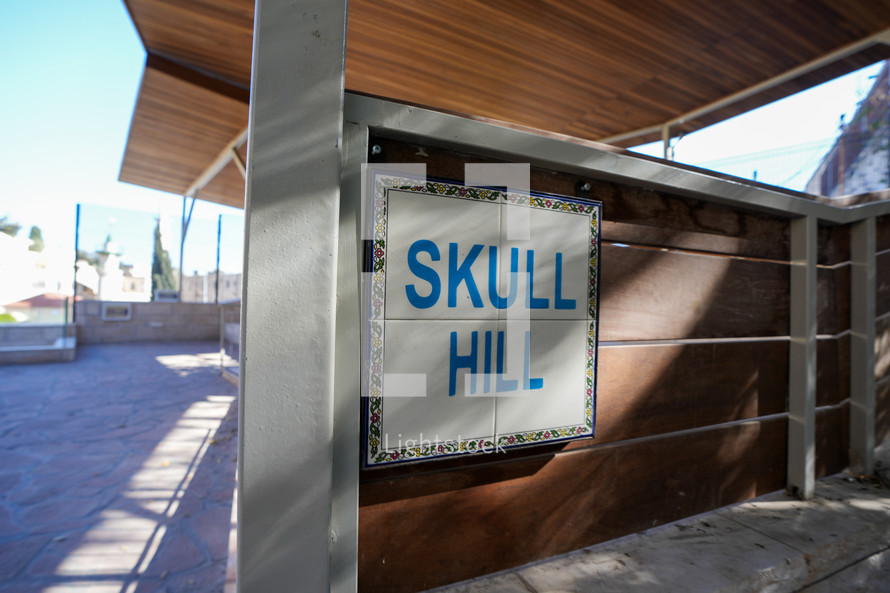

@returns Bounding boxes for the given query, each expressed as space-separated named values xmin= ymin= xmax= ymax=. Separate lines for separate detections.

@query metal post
xmin=72 ymin=203 xmax=80 ymax=324
xmin=179 ymin=197 xmax=186 ymax=298
xmin=215 ymin=214 xmax=222 ymax=304
xmin=219 ymin=301 xmax=225 ymax=374
xmin=330 ymin=121 xmax=365 ymax=593
xmin=238 ymin=0 xmax=348 ymax=591
xmin=179 ymin=195 xmax=196 ymax=301
xmin=662 ymin=124 xmax=671 ymax=161
xmin=850 ymin=216 xmax=876 ymax=475
xmin=788 ymin=215 xmax=817 ymax=500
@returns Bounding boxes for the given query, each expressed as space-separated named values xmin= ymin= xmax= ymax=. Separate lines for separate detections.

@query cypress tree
xmin=151 ymin=220 xmax=177 ymax=298
xmin=28 ymin=226 xmax=44 ymax=252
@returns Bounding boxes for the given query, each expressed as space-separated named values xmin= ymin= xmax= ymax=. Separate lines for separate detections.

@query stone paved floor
xmin=0 ymin=341 xmax=238 ymax=593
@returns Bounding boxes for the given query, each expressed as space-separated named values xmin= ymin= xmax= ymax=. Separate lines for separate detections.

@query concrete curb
xmin=427 ymin=442 xmax=890 ymax=593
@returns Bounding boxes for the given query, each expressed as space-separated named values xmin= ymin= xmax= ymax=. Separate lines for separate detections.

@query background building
xmin=179 ymin=270 xmax=242 ymax=303
xmin=807 ymin=61 xmax=890 ymax=196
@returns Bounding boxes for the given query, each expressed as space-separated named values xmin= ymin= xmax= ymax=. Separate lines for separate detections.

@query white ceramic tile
xmin=497 ymin=203 xmax=591 ymax=321
xmin=494 ymin=319 xmax=591 ymax=437
xmin=380 ymin=320 xmax=496 ymax=446
xmin=385 ymin=189 xmax=500 ymax=320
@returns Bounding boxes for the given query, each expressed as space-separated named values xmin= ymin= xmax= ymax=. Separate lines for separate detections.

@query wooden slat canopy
xmin=119 ymin=0 xmax=890 ymax=208
xmin=119 ymin=54 xmax=249 ymax=207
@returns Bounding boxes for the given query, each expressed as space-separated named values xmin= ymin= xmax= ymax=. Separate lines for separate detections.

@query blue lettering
xmin=483 ymin=330 xmax=492 ymax=394
xmin=448 ymin=243 xmax=484 ymax=308
xmin=523 ymin=330 xmax=544 ymax=390
xmin=496 ymin=331 xmax=518 ymax=392
xmin=488 ymin=246 xmax=518 ymax=309
xmin=526 ymin=250 xmax=549 ymax=309
xmin=452 ymin=329 xmax=543 ymax=395
xmin=449 ymin=331 xmax=478 ymax=396
xmin=554 ymin=252 xmax=576 ymax=310
xmin=407 ymin=241 xmax=575 ymax=313
xmin=405 ymin=240 xmax=441 ymax=308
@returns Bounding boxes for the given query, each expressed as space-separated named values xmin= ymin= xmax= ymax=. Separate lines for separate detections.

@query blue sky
xmin=0 ymin=1 xmax=884 ymax=275
xmin=0 ymin=0 xmax=243 ymax=274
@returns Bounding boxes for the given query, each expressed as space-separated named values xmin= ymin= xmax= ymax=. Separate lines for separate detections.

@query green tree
xmin=151 ymin=220 xmax=177 ymax=298
xmin=0 ymin=216 xmax=20 ymax=237
xmin=76 ymin=249 xmax=99 ymax=267
xmin=28 ymin=226 xmax=44 ymax=252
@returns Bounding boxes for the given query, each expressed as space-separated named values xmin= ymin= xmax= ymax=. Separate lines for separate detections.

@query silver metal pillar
xmin=179 ymin=195 xmax=195 ymax=301
xmin=238 ymin=0 xmax=348 ymax=591
xmin=850 ymin=216 xmax=876 ymax=475
xmin=662 ymin=124 xmax=671 ymax=161
xmin=788 ymin=215 xmax=817 ymax=500
xmin=329 ymin=122 xmax=366 ymax=593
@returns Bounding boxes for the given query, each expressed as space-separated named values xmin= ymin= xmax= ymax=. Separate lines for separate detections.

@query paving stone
xmin=40 ymin=582 xmax=129 ymax=593
xmin=799 ymin=547 xmax=890 ymax=593
xmin=31 ymin=454 xmax=122 ymax=478
xmin=130 ymin=579 xmax=168 ymax=593
xmin=192 ymin=506 xmax=234 ymax=561
xmin=518 ymin=514 xmax=807 ymax=593
xmin=209 ymin=482 xmax=236 ymax=505
xmin=26 ymin=546 xmax=72 ymax=578
xmin=163 ymin=564 xmax=228 ymax=593
xmin=430 ymin=458 xmax=890 ymax=593
xmin=717 ymin=483 xmax=890 ymax=584
xmin=0 ymin=451 xmax=40 ymax=471
xmin=427 ymin=573 xmax=534 ymax=593
xmin=182 ymin=468 xmax=215 ymax=498
xmin=816 ymin=477 xmax=890 ymax=518
xmin=0 ymin=341 xmax=237 ymax=593
xmin=0 ymin=503 xmax=22 ymax=537
xmin=20 ymin=496 xmax=105 ymax=528
xmin=0 ymin=535 xmax=49 ymax=581
xmin=52 ymin=540 xmax=144 ymax=576
xmin=0 ymin=583 xmax=50 ymax=593
xmin=0 ymin=471 xmax=24 ymax=496
xmin=0 ymin=433 xmax=48 ymax=449
xmin=51 ymin=439 xmax=130 ymax=455
xmin=6 ymin=482 xmax=72 ymax=507
xmin=143 ymin=531 xmax=208 ymax=577
xmin=85 ymin=511 xmax=161 ymax=533
xmin=174 ymin=493 xmax=206 ymax=519
xmin=73 ymin=464 xmax=143 ymax=491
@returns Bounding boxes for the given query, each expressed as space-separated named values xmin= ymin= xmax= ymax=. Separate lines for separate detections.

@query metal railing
xmin=345 ymin=92 xmax=890 ymax=497
xmin=219 ymin=299 xmax=241 ymax=380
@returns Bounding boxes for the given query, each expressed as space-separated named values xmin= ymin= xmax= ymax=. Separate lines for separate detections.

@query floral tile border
xmin=364 ymin=174 xmax=601 ymax=466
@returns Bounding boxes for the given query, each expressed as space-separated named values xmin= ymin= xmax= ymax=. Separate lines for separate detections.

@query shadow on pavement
xmin=0 ymin=341 xmax=238 ymax=593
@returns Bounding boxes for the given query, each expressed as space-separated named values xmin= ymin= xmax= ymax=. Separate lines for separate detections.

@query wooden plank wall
xmin=358 ymin=138 xmax=862 ymax=593
xmin=817 ymin=223 xmax=851 ymax=478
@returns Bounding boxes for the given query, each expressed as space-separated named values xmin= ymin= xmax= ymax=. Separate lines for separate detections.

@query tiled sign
xmin=363 ymin=173 xmax=601 ymax=466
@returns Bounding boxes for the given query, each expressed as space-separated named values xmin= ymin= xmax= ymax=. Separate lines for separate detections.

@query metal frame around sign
xmin=361 ymin=174 xmax=602 ymax=466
